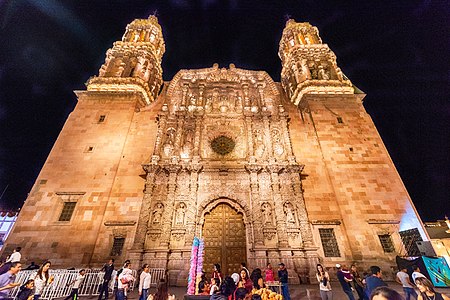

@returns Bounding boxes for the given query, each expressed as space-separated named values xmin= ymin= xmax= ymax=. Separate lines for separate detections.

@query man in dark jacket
xmin=337 ymin=264 xmax=356 ymax=300
xmin=98 ymin=259 xmax=115 ymax=300
xmin=278 ymin=263 xmax=291 ymax=300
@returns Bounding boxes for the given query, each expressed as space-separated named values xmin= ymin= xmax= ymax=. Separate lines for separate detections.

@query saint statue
xmin=261 ymin=203 xmax=273 ymax=225
xmin=175 ymin=203 xmax=186 ymax=225
xmin=152 ymin=203 xmax=164 ymax=224
xmin=284 ymin=203 xmax=296 ymax=224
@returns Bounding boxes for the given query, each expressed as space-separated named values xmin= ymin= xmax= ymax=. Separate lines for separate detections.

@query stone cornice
xmin=104 ymin=221 xmax=137 ymax=226
xmin=311 ymin=220 xmax=341 ymax=225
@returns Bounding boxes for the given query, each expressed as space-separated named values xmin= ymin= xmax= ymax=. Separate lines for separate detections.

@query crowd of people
xmin=196 ymin=262 xmax=289 ymax=300
xmin=0 ymin=246 xmax=449 ymax=300
xmin=323 ymin=263 xmax=450 ymax=300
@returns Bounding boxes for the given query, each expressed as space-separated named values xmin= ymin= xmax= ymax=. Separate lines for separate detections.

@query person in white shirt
xmin=33 ymin=261 xmax=54 ymax=300
xmin=139 ymin=264 xmax=151 ymax=300
xmin=0 ymin=247 xmax=21 ymax=275
xmin=396 ymin=267 xmax=417 ymax=300
xmin=64 ymin=269 xmax=86 ymax=300
xmin=411 ymin=265 xmax=426 ymax=283
xmin=316 ymin=264 xmax=332 ymax=300
xmin=117 ymin=262 xmax=134 ymax=300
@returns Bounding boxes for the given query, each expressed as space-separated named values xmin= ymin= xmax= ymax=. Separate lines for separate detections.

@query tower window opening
xmin=337 ymin=117 xmax=343 ymax=123
xmin=98 ymin=115 xmax=106 ymax=123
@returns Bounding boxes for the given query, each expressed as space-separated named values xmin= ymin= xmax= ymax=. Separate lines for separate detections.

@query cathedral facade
xmin=3 ymin=16 xmax=427 ymax=284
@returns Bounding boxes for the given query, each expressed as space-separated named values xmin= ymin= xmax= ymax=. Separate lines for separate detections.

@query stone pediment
xmin=166 ymin=63 xmax=279 ymax=98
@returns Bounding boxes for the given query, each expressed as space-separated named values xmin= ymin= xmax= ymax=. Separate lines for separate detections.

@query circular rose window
xmin=210 ymin=135 xmax=235 ymax=155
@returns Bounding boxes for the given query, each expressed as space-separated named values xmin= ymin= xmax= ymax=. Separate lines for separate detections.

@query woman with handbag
xmin=316 ymin=264 xmax=332 ymax=300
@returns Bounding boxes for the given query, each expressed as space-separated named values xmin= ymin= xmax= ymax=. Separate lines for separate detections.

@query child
xmin=264 ymin=263 xmax=275 ymax=283
xmin=64 ymin=269 xmax=86 ymax=300
xmin=16 ymin=279 xmax=34 ymax=300
xmin=210 ymin=277 xmax=220 ymax=295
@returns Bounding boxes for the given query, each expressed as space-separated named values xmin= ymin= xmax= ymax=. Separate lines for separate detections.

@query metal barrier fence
xmin=8 ymin=268 xmax=165 ymax=300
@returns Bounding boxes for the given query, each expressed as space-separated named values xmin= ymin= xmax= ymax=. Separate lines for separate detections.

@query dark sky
xmin=0 ymin=1 xmax=449 ymax=222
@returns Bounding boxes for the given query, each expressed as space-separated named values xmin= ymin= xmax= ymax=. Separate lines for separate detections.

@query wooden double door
xmin=203 ymin=203 xmax=246 ymax=276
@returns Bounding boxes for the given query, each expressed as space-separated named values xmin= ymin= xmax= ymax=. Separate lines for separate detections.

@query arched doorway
xmin=202 ymin=203 xmax=246 ymax=276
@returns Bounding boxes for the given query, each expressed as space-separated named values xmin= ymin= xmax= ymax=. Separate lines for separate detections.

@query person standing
xmin=316 ymin=264 xmax=332 ymax=300
xmin=98 ymin=259 xmax=115 ymax=300
xmin=264 ymin=263 xmax=275 ymax=283
xmin=278 ymin=263 xmax=291 ymax=300
xmin=64 ymin=269 xmax=86 ymax=300
xmin=33 ymin=261 xmax=54 ymax=300
xmin=365 ymin=266 xmax=388 ymax=298
xmin=396 ymin=267 xmax=417 ymax=300
xmin=212 ymin=263 xmax=222 ymax=285
xmin=0 ymin=247 xmax=21 ymax=275
xmin=117 ymin=262 xmax=134 ymax=300
xmin=337 ymin=264 xmax=355 ymax=300
xmin=351 ymin=264 xmax=367 ymax=300
xmin=411 ymin=266 xmax=426 ymax=283
xmin=0 ymin=262 xmax=21 ymax=299
xmin=138 ymin=264 xmax=151 ymax=300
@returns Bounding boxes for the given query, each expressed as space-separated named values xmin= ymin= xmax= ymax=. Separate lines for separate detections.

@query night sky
xmin=0 ymin=1 xmax=449 ymax=221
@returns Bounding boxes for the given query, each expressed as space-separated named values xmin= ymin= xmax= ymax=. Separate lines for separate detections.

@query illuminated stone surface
xmin=2 ymin=17 xmax=427 ymax=285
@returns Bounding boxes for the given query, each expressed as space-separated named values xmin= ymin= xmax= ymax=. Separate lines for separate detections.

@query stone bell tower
xmin=278 ymin=19 xmax=427 ymax=277
xmin=279 ymin=20 xmax=353 ymax=105
xmin=88 ymin=15 xmax=165 ymax=105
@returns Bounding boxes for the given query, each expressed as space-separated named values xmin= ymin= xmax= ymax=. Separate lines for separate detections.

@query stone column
xmin=160 ymin=164 xmax=181 ymax=247
xmin=181 ymin=83 xmax=189 ymax=109
xmin=245 ymin=116 xmax=255 ymax=158
xmin=267 ymin=165 xmax=289 ymax=247
xmin=245 ymin=164 xmax=264 ymax=247
xmin=257 ymin=84 xmax=266 ymax=108
xmin=279 ymin=107 xmax=296 ymax=162
xmin=131 ymin=164 xmax=161 ymax=250
xmin=286 ymin=164 xmax=314 ymax=247
xmin=153 ymin=111 xmax=168 ymax=157
xmin=173 ymin=117 xmax=185 ymax=156
xmin=193 ymin=117 xmax=202 ymax=156
xmin=184 ymin=163 xmax=203 ymax=246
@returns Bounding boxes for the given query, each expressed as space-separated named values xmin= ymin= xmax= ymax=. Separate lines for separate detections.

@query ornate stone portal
xmin=3 ymin=15 xmax=427 ymax=286
xmin=129 ymin=63 xmax=317 ymax=284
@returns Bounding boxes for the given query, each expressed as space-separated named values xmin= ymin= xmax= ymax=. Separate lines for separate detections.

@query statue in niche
xmin=318 ymin=65 xmax=330 ymax=80
xmin=109 ymin=58 xmax=125 ymax=77
xmin=292 ymin=64 xmax=301 ymax=85
xmin=175 ymin=202 xmax=186 ymax=225
xmin=163 ymin=128 xmax=175 ymax=157
xmin=235 ymin=94 xmax=243 ymax=112
xmin=254 ymin=129 xmax=265 ymax=158
xmin=133 ymin=31 xmax=140 ymax=42
xmin=261 ymin=202 xmax=273 ymax=225
xmin=284 ymin=202 xmax=296 ymax=225
xmin=152 ymin=203 xmax=164 ymax=224
xmin=211 ymin=91 xmax=219 ymax=112
xmin=205 ymin=95 xmax=213 ymax=113
xmin=189 ymin=94 xmax=197 ymax=106
xmin=181 ymin=130 xmax=194 ymax=158
xmin=272 ymin=129 xmax=284 ymax=157
xmin=219 ymin=95 xmax=229 ymax=113
xmin=308 ymin=62 xmax=318 ymax=79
